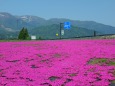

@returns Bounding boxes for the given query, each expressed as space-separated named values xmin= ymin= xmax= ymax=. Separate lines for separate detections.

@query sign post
xmin=59 ymin=22 xmax=71 ymax=39
xmin=60 ymin=23 xmax=63 ymax=39
xmin=94 ymin=30 xmax=96 ymax=36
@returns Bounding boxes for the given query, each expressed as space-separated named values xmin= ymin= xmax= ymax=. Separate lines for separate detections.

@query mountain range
xmin=0 ymin=12 xmax=115 ymax=39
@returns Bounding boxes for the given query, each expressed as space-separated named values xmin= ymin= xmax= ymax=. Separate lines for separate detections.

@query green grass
xmin=109 ymin=61 xmax=115 ymax=66
xmin=0 ymin=39 xmax=32 ymax=42
xmin=0 ymin=40 xmax=19 ymax=42
xmin=88 ymin=58 xmax=115 ymax=66
xmin=89 ymin=58 xmax=107 ymax=64
xmin=111 ymin=80 xmax=115 ymax=84
xmin=69 ymin=73 xmax=77 ymax=77
xmin=48 ymin=76 xmax=60 ymax=81
xmin=109 ymin=79 xmax=115 ymax=85
xmin=53 ymin=53 xmax=61 ymax=58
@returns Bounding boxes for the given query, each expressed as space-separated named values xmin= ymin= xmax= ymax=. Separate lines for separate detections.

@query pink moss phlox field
xmin=0 ymin=39 xmax=115 ymax=86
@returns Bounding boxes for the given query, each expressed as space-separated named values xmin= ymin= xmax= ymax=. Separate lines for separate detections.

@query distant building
xmin=31 ymin=35 xmax=36 ymax=40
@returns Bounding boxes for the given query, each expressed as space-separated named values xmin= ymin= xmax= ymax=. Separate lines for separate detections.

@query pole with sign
xmin=59 ymin=22 xmax=71 ymax=39
xmin=60 ymin=23 xmax=63 ymax=39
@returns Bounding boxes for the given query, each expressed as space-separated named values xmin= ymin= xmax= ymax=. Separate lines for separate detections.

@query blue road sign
xmin=64 ymin=22 xmax=71 ymax=29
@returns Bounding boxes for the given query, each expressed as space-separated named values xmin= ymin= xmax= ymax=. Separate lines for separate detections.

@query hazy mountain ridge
xmin=0 ymin=12 xmax=115 ymax=39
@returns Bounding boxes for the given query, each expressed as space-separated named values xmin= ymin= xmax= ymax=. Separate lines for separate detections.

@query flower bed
xmin=0 ymin=39 xmax=115 ymax=86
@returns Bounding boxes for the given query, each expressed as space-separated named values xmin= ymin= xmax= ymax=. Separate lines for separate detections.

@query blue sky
xmin=0 ymin=0 xmax=115 ymax=26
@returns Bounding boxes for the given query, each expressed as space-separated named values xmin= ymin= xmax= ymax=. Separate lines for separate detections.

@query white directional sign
xmin=61 ymin=30 xmax=64 ymax=35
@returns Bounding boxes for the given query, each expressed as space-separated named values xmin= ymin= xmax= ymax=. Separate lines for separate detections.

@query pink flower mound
xmin=0 ymin=39 xmax=115 ymax=86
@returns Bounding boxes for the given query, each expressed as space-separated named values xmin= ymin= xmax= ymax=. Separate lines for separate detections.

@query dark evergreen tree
xmin=18 ymin=27 xmax=29 ymax=40
xmin=24 ymin=28 xmax=29 ymax=39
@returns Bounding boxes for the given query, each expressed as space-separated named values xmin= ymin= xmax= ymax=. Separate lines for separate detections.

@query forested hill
xmin=0 ymin=12 xmax=115 ymax=39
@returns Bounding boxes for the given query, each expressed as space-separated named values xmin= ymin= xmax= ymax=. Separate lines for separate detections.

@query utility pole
xmin=17 ymin=19 xmax=19 ymax=29
xmin=94 ymin=30 xmax=96 ymax=36
xmin=60 ymin=23 xmax=63 ymax=39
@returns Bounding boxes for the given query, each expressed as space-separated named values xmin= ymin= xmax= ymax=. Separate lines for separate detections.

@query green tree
xmin=39 ymin=36 xmax=42 ymax=40
xmin=18 ymin=27 xmax=29 ymax=40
